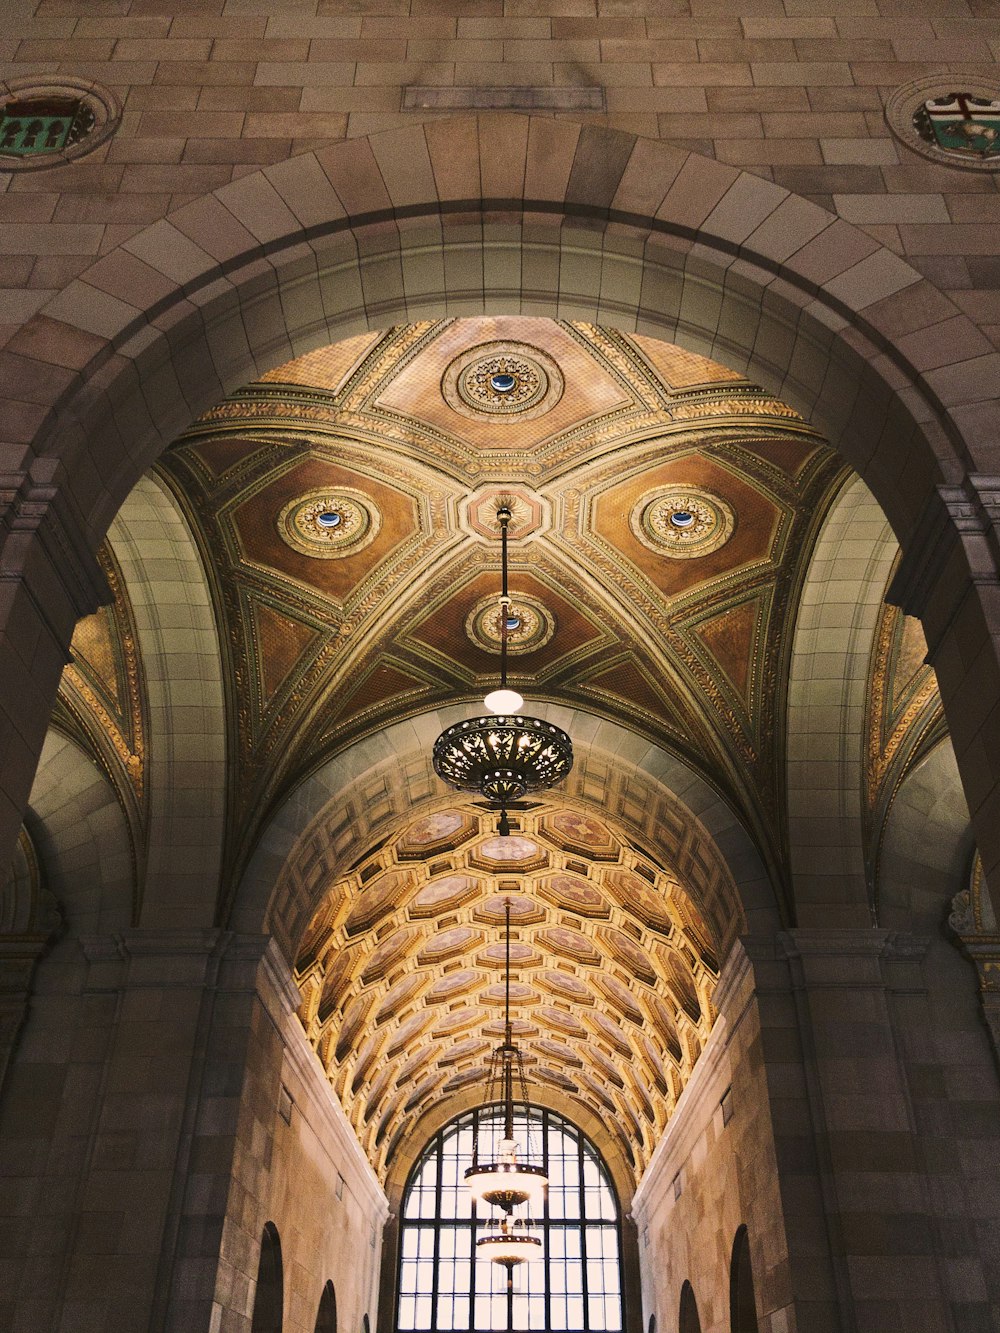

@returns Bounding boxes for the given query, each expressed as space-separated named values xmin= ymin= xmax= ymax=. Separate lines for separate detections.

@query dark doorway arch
xmin=648 ymin=1318 xmax=656 ymax=1333
xmin=251 ymin=1222 xmax=284 ymax=1333
xmin=679 ymin=1281 xmax=701 ymax=1333
xmin=315 ymin=1281 xmax=337 ymax=1333
xmin=729 ymin=1227 xmax=759 ymax=1333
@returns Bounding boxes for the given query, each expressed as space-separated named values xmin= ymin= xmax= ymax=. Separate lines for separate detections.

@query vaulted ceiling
xmin=49 ymin=316 xmax=946 ymax=1181
xmin=161 ymin=317 xmax=846 ymax=892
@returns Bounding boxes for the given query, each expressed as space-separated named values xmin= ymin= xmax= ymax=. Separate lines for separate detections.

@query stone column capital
xmin=0 ymin=466 xmax=110 ymax=633
xmin=887 ymin=473 xmax=1000 ymax=636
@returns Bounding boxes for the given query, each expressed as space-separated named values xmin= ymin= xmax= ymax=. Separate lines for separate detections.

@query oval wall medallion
xmin=886 ymin=76 xmax=1000 ymax=171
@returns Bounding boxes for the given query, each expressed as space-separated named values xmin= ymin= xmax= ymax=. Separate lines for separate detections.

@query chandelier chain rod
xmin=499 ymin=503 xmax=511 ymax=691
xmin=503 ymin=895 xmax=514 ymax=1140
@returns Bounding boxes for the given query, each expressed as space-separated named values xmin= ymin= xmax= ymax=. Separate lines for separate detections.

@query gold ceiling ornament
xmin=277 ymin=488 xmax=381 ymax=559
xmin=465 ymin=591 xmax=555 ymax=656
xmin=442 ymin=340 xmax=565 ymax=420
xmin=462 ymin=485 xmax=548 ymax=542
xmin=630 ymin=486 xmax=736 ymax=560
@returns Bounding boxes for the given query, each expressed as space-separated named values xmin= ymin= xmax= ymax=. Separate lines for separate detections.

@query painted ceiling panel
xmin=165 ymin=316 xmax=844 ymax=891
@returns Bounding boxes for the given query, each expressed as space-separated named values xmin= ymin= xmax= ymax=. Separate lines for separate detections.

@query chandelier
xmin=466 ymin=892 xmax=546 ymax=1281
xmin=433 ymin=502 xmax=573 ymax=835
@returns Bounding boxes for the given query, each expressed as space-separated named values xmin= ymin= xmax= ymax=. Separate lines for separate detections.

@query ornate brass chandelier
xmin=433 ymin=502 xmax=573 ymax=836
xmin=466 ymin=892 xmax=546 ymax=1280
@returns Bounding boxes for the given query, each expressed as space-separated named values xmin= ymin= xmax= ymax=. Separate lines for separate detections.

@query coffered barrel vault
xmin=294 ymin=799 xmax=721 ymax=1182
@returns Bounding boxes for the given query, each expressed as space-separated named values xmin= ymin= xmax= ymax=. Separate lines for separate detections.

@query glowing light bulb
xmin=484 ymin=687 xmax=524 ymax=715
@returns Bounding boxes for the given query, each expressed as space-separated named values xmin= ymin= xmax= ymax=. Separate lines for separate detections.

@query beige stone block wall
xmin=632 ymin=945 xmax=804 ymax=1333
xmin=0 ymin=0 xmax=997 ymax=346
xmin=207 ymin=947 xmax=388 ymax=1333
xmin=0 ymin=930 xmax=388 ymax=1333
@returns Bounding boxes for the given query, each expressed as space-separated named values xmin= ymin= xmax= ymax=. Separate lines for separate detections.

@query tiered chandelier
xmin=465 ymin=893 xmax=545 ymax=1281
xmin=432 ymin=501 xmax=573 ymax=837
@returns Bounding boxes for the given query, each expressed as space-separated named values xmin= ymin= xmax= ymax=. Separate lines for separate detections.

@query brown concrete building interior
xmin=1 ymin=2 xmax=1000 ymax=1333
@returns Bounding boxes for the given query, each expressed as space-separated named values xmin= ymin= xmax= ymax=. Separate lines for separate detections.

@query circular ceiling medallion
xmin=0 ymin=77 xmax=121 ymax=171
xmin=886 ymin=76 xmax=1000 ymax=170
xmin=630 ymin=487 xmax=735 ymax=559
xmin=465 ymin=592 xmax=555 ymax=656
xmin=442 ymin=342 xmax=564 ymax=420
xmin=278 ymin=488 xmax=381 ymax=558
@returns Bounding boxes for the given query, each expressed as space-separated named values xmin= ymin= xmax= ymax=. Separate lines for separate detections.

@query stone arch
xmin=786 ymin=475 xmax=898 ymax=927
xmin=234 ymin=704 xmax=774 ymax=966
xmin=27 ymin=729 xmax=133 ymax=934
xmin=879 ymin=736 xmax=972 ymax=932
xmin=251 ymin=1222 xmax=284 ymax=1333
xmin=13 ymin=117 xmax=986 ymax=549
xmin=1 ymin=114 xmax=997 ymax=925
xmin=106 ymin=473 xmax=226 ymax=929
xmin=729 ymin=1226 xmax=759 ymax=1333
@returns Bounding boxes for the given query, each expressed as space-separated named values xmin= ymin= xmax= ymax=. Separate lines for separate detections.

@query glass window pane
xmin=397 ymin=1106 xmax=623 ymax=1332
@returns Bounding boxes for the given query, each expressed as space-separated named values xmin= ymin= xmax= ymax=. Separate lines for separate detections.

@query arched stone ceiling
xmin=160 ymin=316 xmax=848 ymax=890
xmin=294 ymin=796 xmax=719 ymax=1183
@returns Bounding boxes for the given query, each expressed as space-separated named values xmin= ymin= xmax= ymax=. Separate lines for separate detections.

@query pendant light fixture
xmin=466 ymin=892 xmax=546 ymax=1284
xmin=433 ymin=501 xmax=573 ymax=836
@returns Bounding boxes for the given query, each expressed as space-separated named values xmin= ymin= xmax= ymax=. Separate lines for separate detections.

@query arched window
xmin=729 ymin=1227 xmax=759 ymax=1333
xmin=678 ymin=1281 xmax=701 ymax=1333
xmin=396 ymin=1106 xmax=623 ymax=1332
xmin=251 ymin=1222 xmax=284 ymax=1333
xmin=314 ymin=1281 xmax=337 ymax=1333
xmin=648 ymin=1317 xmax=657 ymax=1333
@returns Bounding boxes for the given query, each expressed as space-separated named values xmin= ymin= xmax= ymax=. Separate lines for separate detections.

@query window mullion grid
xmin=578 ymin=1128 xmax=590 ymax=1333
xmin=432 ymin=1130 xmax=443 ymax=1328
xmin=542 ymin=1108 xmax=551 ymax=1333
xmin=470 ymin=1107 xmax=479 ymax=1333
xmin=396 ymin=1106 xmax=623 ymax=1333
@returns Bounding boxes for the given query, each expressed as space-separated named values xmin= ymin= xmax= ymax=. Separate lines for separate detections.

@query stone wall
xmin=0 ymin=930 xmax=388 ymax=1333
xmin=633 ymin=914 xmax=1000 ymax=1333
xmin=2 ymin=0 xmax=998 ymax=323
xmin=632 ymin=945 xmax=803 ymax=1333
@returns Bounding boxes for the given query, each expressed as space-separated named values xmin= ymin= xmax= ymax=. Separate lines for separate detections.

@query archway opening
xmin=396 ymin=1106 xmax=623 ymax=1333
xmin=251 ymin=1222 xmax=284 ymax=1333
xmin=315 ymin=1281 xmax=337 ymax=1333
xmin=729 ymin=1227 xmax=758 ymax=1333
xmin=679 ymin=1281 xmax=701 ymax=1333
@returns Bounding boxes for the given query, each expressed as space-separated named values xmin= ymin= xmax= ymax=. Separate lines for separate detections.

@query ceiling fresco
xmin=294 ymin=799 xmax=718 ymax=1181
xmin=162 ymin=316 xmax=849 ymax=899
